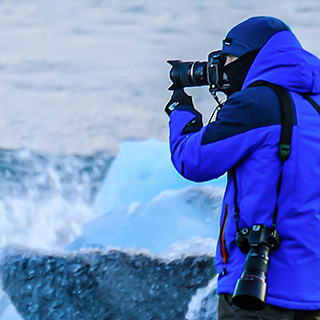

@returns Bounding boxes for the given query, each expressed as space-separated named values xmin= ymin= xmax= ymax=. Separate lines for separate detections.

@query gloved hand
xmin=164 ymin=89 xmax=194 ymax=116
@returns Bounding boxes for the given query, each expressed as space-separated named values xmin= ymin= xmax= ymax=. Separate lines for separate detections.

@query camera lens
xmin=168 ymin=60 xmax=208 ymax=89
xmin=232 ymin=244 xmax=270 ymax=310
xmin=190 ymin=61 xmax=208 ymax=86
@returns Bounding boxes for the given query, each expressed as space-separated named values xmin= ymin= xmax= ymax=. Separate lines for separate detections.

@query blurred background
xmin=0 ymin=1 xmax=320 ymax=318
xmin=0 ymin=0 xmax=319 ymax=156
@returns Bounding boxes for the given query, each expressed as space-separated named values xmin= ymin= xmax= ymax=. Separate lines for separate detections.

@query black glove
xmin=164 ymin=89 xmax=194 ymax=116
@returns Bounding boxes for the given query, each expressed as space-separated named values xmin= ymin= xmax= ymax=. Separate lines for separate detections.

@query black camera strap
xmin=232 ymin=80 xmax=294 ymax=232
xmin=249 ymin=81 xmax=294 ymax=160
xmin=301 ymin=93 xmax=320 ymax=115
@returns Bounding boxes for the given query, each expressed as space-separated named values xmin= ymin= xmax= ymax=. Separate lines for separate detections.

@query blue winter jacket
xmin=168 ymin=30 xmax=320 ymax=310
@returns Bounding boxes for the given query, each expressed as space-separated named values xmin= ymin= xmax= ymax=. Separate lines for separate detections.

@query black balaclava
xmin=223 ymin=49 xmax=259 ymax=95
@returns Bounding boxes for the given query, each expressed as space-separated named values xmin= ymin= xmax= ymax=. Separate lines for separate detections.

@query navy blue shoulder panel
xmin=202 ymin=86 xmax=295 ymax=145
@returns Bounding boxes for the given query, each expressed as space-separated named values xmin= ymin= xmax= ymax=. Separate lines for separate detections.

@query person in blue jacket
xmin=165 ymin=16 xmax=320 ymax=319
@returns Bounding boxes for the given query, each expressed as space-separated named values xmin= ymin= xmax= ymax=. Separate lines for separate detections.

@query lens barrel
xmin=168 ymin=60 xmax=208 ymax=90
xmin=232 ymin=244 xmax=270 ymax=310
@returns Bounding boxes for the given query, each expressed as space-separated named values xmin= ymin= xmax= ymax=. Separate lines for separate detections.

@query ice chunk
xmin=93 ymin=139 xmax=226 ymax=216
xmin=69 ymin=185 xmax=223 ymax=255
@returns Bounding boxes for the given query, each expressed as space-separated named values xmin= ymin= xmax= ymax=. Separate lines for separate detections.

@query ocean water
xmin=0 ymin=148 xmax=113 ymax=250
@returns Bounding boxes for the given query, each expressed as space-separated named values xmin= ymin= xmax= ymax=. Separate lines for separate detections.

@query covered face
xmin=221 ymin=16 xmax=290 ymax=94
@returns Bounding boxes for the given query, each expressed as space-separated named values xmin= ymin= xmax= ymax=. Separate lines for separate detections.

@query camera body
xmin=168 ymin=50 xmax=231 ymax=93
xmin=232 ymin=224 xmax=281 ymax=310
xmin=236 ymin=224 xmax=281 ymax=254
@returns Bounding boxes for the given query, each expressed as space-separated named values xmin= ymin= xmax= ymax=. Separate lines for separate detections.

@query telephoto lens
xmin=232 ymin=243 xmax=270 ymax=310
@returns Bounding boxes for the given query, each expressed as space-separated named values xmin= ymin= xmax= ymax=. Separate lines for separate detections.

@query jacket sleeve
xmin=168 ymin=88 xmax=281 ymax=182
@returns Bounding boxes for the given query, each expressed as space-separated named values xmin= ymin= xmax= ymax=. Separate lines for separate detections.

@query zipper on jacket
xmin=219 ymin=204 xmax=229 ymax=276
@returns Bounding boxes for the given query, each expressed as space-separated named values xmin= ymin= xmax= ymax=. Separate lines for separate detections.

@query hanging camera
xmin=232 ymin=224 xmax=281 ymax=311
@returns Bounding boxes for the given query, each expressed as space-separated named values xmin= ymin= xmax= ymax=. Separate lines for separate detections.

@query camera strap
xmin=232 ymin=80 xmax=294 ymax=232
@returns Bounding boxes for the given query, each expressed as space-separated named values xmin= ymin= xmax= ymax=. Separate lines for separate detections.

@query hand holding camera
xmin=164 ymin=89 xmax=194 ymax=116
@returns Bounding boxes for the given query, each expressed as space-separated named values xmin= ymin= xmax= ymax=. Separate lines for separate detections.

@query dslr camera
xmin=232 ymin=224 xmax=281 ymax=310
xmin=167 ymin=50 xmax=230 ymax=93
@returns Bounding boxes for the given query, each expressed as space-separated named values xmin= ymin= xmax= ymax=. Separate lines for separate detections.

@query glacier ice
xmin=92 ymin=139 xmax=226 ymax=216
xmin=76 ymin=139 xmax=225 ymax=255
xmin=69 ymin=185 xmax=223 ymax=255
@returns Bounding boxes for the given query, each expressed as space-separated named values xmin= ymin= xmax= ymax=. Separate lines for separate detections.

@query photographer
xmin=165 ymin=16 xmax=320 ymax=319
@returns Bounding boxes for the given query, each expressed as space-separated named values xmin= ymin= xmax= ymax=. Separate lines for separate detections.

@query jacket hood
xmin=243 ymin=30 xmax=320 ymax=94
